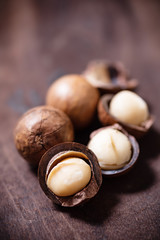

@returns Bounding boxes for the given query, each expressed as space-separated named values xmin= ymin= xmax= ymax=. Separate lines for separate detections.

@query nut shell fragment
xmin=38 ymin=142 xmax=102 ymax=207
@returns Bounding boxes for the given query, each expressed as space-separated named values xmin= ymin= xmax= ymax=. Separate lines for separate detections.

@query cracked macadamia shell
xmin=88 ymin=124 xmax=139 ymax=176
xmin=46 ymin=74 xmax=100 ymax=129
xmin=98 ymin=93 xmax=154 ymax=138
xmin=38 ymin=142 xmax=102 ymax=207
xmin=14 ymin=106 xmax=74 ymax=166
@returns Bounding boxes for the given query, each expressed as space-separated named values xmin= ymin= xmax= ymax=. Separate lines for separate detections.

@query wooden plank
xmin=0 ymin=0 xmax=160 ymax=239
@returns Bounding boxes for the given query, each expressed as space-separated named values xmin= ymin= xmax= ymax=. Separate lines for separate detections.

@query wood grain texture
xmin=0 ymin=0 xmax=160 ymax=239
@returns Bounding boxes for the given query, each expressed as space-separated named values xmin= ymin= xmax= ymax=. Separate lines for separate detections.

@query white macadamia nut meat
xmin=47 ymin=157 xmax=91 ymax=197
xmin=109 ymin=90 xmax=149 ymax=125
xmin=88 ymin=128 xmax=132 ymax=170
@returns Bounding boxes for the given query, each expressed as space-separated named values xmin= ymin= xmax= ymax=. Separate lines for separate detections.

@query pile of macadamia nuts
xmin=14 ymin=60 xmax=154 ymax=207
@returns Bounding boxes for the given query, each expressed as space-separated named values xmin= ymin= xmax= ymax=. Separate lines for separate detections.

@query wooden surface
xmin=0 ymin=0 xmax=160 ymax=239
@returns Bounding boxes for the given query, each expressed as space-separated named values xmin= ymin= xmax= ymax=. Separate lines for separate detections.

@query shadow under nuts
xmin=14 ymin=106 xmax=74 ymax=166
xmin=38 ymin=142 xmax=102 ymax=207
xmin=46 ymin=74 xmax=100 ymax=129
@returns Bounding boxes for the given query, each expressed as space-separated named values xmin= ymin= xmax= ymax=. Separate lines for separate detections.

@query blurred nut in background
xmin=83 ymin=60 xmax=138 ymax=93
xmin=46 ymin=74 xmax=100 ymax=129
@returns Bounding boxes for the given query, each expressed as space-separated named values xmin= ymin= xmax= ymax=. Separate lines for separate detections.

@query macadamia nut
xmin=109 ymin=90 xmax=149 ymax=125
xmin=14 ymin=106 xmax=74 ymax=166
xmin=88 ymin=128 xmax=132 ymax=170
xmin=47 ymin=157 xmax=91 ymax=196
xmin=46 ymin=74 xmax=99 ymax=129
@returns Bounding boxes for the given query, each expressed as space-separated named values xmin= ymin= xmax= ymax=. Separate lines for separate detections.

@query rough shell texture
xmin=14 ymin=106 xmax=74 ymax=166
xmin=89 ymin=124 xmax=139 ymax=177
xmin=46 ymin=74 xmax=100 ymax=129
xmin=98 ymin=94 xmax=154 ymax=138
xmin=38 ymin=142 xmax=102 ymax=207
xmin=83 ymin=60 xmax=138 ymax=94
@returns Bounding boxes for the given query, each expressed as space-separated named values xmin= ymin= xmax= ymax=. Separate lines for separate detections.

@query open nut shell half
xmin=83 ymin=60 xmax=138 ymax=94
xmin=38 ymin=142 xmax=102 ymax=207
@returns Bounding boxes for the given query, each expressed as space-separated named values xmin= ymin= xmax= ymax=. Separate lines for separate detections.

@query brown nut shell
xmin=83 ymin=60 xmax=138 ymax=94
xmin=89 ymin=124 xmax=140 ymax=177
xmin=46 ymin=74 xmax=100 ymax=129
xmin=14 ymin=106 xmax=74 ymax=166
xmin=38 ymin=142 xmax=102 ymax=207
xmin=98 ymin=94 xmax=154 ymax=138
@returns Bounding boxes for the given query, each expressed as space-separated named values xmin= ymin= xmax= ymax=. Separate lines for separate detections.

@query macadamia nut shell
xmin=98 ymin=94 xmax=154 ymax=138
xmin=38 ymin=142 xmax=102 ymax=207
xmin=14 ymin=106 xmax=74 ymax=166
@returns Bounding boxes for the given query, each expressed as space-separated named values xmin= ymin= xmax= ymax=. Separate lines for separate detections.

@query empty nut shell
xmin=98 ymin=94 xmax=154 ymax=138
xmin=83 ymin=60 xmax=138 ymax=94
xmin=38 ymin=142 xmax=102 ymax=207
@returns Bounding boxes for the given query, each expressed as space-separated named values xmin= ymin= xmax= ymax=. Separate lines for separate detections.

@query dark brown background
xmin=0 ymin=0 xmax=160 ymax=239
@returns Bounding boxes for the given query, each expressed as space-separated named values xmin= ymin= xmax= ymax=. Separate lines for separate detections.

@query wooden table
xmin=0 ymin=0 xmax=160 ymax=239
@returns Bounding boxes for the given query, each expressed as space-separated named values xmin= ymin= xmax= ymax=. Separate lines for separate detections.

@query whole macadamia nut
xmin=14 ymin=106 xmax=74 ymax=166
xmin=109 ymin=90 xmax=149 ymax=126
xmin=46 ymin=74 xmax=100 ymax=129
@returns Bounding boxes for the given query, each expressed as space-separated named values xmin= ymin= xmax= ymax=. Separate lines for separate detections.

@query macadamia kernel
xmin=88 ymin=128 xmax=132 ymax=170
xmin=109 ymin=90 xmax=149 ymax=125
xmin=47 ymin=157 xmax=91 ymax=197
